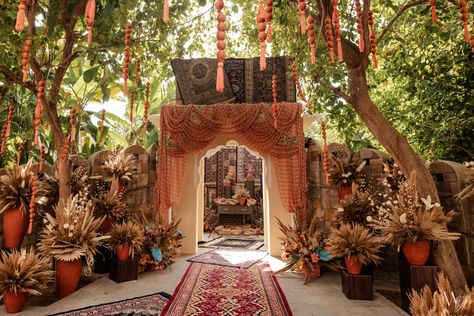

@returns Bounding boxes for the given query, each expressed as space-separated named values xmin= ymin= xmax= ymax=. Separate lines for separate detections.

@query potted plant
xmin=0 ymin=249 xmax=53 ymax=313
xmin=328 ymin=223 xmax=383 ymax=275
xmin=103 ymin=149 xmax=136 ymax=196
xmin=372 ymin=182 xmax=460 ymax=266
xmin=38 ymin=195 xmax=109 ymax=298
xmin=233 ymin=188 xmax=250 ymax=205
xmin=108 ymin=221 xmax=145 ymax=261
xmin=92 ymin=188 xmax=127 ymax=233
xmin=330 ymin=156 xmax=366 ymax=200
xmin=335 ymin=187 xmax=376 ymax=226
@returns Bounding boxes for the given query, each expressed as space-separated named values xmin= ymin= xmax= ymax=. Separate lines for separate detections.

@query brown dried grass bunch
xmin=38 ymin=194 xmax=109 ymax=274
xmin=328 ymin=222 xmax=383 ymax=266
xmin=103 ymin=149 xmax=136 ymax=183
xmin=0 ymin=248 xmax=53 ymax=296
xmin=409 ymin=272 xmax=474 ymax=316
xmin=92 ymin=188 xmax=126 ymax=220
xmin=456 ymin=169 xmax=474 ymax=200
xmin=41 ymin=167 xmax=89 ymax=209
xmin=336 ymin=186 xmax=376 ymax=225
xmin=330 ymin=157 xmax=366 ymax=187
xmin=372 ymin=182 xmax=460 ymax=249
xmin=108 ymin=221 xmax=145 ymax=257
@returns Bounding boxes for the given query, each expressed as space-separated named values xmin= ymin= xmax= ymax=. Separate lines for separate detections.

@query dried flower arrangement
xmin=232 ymin=187 xmax=250 ymax=199
xmin=92 ymin=188 xmax=126 ymax=221
xmin=108 ymin=221 xmax=145 ymax=258
xmin=409 ymin=272 xmax=474 ymax=316
xmin=336 ymin=186 xmax=377 ymax=225
xmin=330 ymin=157 xmax=366 ymax=188
xmin=382 ymin=161 xmax=406 ymax=192
xmin=456 ymin=162 xmax=474 ymax=200
xmin=138 ymin=219 xmax=183 ymax=273
xmin=277 ymin=214 xmax=338 ymax=284
xmin=102 ymin=149 xmax=136 ymax=184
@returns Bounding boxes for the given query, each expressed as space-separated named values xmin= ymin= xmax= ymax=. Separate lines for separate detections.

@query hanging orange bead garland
xmin=164 ymin=0 xmax=170 ymax=23
xmin=215 ymin=0 xmax=227 ymax=92
xmin=292 ymin=62 xmax=315 ymax=112
xmin=6 ymin=103 xmax=14 ymax=137
xmin=21 ymin=39 xmax=32 ymax=83
xmin=34 ymin=80 xmax=45 ymax=145
xmin=123 ymin=23 xmax=132 ymax=97
xmin=59 ymin=137 xmax=69 ymax=163
xmin=429 ymin=0 xmax=437 ymax=24
xmin=332 ymin=0 xmax=343 ymax=61
xmin=355 ymin=0 xmax=364 ymax=53
xmin=325 ymin=15 xmax=335 ymax=64
xmin=70 ymin=108 xmax=76 ymax=143
xmin=85 ymin=0 xmax=96 ymax=45
xmin=257 ymin=6 xmax=267 ymax=71
xmin=0 ymin=124 xmax=7 ymax=154
xmin=39 ymin=144 xmax=45 ymax=172
xmin=135 ymin=58 xmax=141 ymax=84
xmin=144 ymin=81 xmax=150 ymax=131
xmin=17 ymin=143 xmax=23 ymax=165
xmin=272 ymin=74 xmax=278 ymax=129
xmin=460 ymin=0 xmax=470 ymax=42
xmin=28 ymin=175 xmax=38 ymax=234
xmin=266 ymin=0 xmax=273 ymax=43
xmin=298 ymin=0 xmax=307 ymax=35
xmin=129 ymin=90 xmax=135 ymax=124
xmin=15 ymin=0 xmax=28 ymax=32
xmin=322 ymin=120 xmax=330 ymax=184
xmin=307 ymin=15 xmax=315 ymax=64
xmin=368 ymin=10 xmax=378 ymax=69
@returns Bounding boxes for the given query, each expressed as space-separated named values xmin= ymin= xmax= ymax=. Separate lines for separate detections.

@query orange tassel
xmin=257 ymin=7 xmax=267 ymax=71
xmin=15 ymin=0 xmax=28 ymax=32
xmin=298 ymin=0 xmax=307 ymax=34
xmin=259 ymin=43 xmax=266 ymax=71
xmin=85 ymin=0 xmax=96 ymax=45
xmin=6 ymin=103 xmax=14 ymax=137
xmin=216 ymin=1 xmax=226 ymax=92
xmin=216 ymin=62 xmax=225 ymax=92
xmin=267 ymin=23 xmax=273 ymax=43
xmin=429 ymin=0 xmax=437 ymax=24
xmin=164 ymin=0 xmax=170 ymax=23
xmin=292 ymin=62 xmax=308 ymax=103
xmin=460 ymin=0 xmax=470 ymax=42
xmin=337 ymin=38 xmax=343 ymax=61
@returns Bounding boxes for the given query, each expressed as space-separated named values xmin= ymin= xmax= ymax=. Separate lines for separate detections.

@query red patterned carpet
xmin=162 ymin=262 xmax=292 ymax=316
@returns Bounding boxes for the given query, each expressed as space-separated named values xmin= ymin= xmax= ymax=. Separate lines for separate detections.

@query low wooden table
xmin=216 ymin=204 xmax=254 ymax=225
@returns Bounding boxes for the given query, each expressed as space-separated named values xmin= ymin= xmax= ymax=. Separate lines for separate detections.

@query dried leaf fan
xmin=215 ymin=0 xmax=227 ymax=92
xmin=15 ymin=0 xmax=28 ymax=32
xmin=85 ymin=0 xmax=96 ymax=45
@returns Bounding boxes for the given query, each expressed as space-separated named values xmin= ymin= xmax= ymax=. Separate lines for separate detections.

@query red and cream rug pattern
xmin=162 ymin=262 xmax=292 ymax=316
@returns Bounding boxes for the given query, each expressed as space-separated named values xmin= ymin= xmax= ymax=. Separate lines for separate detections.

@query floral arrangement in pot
xmin=233 ymin=188 xmax=250 ymax=205
xmin=330 ymin=155 xmax=366 ymax=200
xmin=92 ymin=188 xmax=127 ymax=233
xmin=38 ymin=194 xmax=109 ymax=298
xmin=0 ymin=161 xmax=47 ymax=248
xmin=409 ymin=271 xmax=474 ymax=316
xmin=372 ymin=181 xmax=460 ymax=266
xmin=108 ymin=221 xmax=145 ymax=261
xmin=328 ymin=223 xmax=383 ymax=275
xmin=455 ymin=161 xmax=474 ymax=200
xmin=0 ymin=249 xmax=53 ymax=313
xmin=102 ymin=149 xmax=136 ymax=195
xmin=277 ymin=214 xmax=339 ymax=284
xmin=335 ymin=186 xmax=377 ymax=226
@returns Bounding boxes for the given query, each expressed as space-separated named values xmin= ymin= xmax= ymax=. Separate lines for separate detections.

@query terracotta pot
xmin=3 ymin=206 xmax=29 ymax=249
xmin=402 ymin=239 xmax=430 ymax=266
xmin=116 ymin=244 xmax=131 ymax=261
xmin=56 ymin=259 xmax=83 ymax=299
xmin=3 ymin=290 xmax=27 ymax=314
xmin=117 ymin=179 xmax=126 ymax=200
xmin=345 ymin=255 xmax=363 ymax=275
xmin=239 ymin=197 xmax=246 ymax=205
xmin=338 ymin=185 xmax=352 ymax=201
xmin=101 ymin=217 xmax=114 ymax=233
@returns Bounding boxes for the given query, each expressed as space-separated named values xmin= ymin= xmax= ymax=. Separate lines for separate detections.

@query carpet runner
xmin=199 ymin=236 xmax=265 ymax=250
xmin=162 ymin=262 xmax=293 ymax=316
xmin=188 ymin=249 xmax=268 ymax=269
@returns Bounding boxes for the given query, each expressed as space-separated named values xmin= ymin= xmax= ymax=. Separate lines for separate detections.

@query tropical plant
xmin=38 ymin=194 xmax=109 ymax=274
xmin=409 ymin=272 xmax=474 ymax=316
xmin=0 ymin=248 xmax=53 ymax=296
xmin=328 ymin=223 xmax=382 ymax=266
xmin=92 ymin=188 xmax=127 ymax=221
xmin=336 ymin=187 xmax=377 ymax=225
xmin=103 ymin=149 xmax=136 ymax=184
xmin=108 ymin=222 xmax=145 ymax=258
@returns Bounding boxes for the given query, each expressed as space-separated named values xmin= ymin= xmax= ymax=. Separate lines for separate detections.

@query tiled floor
xmin=6 ymin=250 xmax=408 ymax=316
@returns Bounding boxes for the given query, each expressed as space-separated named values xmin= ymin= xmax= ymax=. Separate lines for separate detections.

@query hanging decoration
xmin=135 ymin=57 xmax=141 ymax=84
xmin=1 ymin=124 xmax=7 ymax=154
xmin=355 ymin=0 xmax=364 ymax=52
xmin=298 ymin=0 xmax=307 ymax=34
xmin=164 ymin=0 xmax=170 ymax=23
xmin=307 ymin=15 xmax=315 ymax=64
xmin=17 ymin=143 xmax=23 ymax=165
xmin=69 ymin=107 xmax=76 ymax=143
xmin=6 ymin=103 xmax=14 ymax=137
xmin=322 ymin=120 xmax=329 ymax=184
xmin=99 ymin=109 xmax=106 ymax=133
xmin=144 ymin=81 xmax=150 ymax=131
xmin=129 ymin=90 xmax=135 ymax=123
xmin=266 ymin=0 xmax=273 ymax=43
xmin=85 ymin=0 xmax=96 ymax=45
xmin=28 ymin=175 xmax=38 ymax=234
xmin=257 ymin=3 xmax=267 ymax=71
xmin=15 ymin=0 xmax=28 ymax=32
xmin=459 ymin=0 xmax=470 ymax=42
xmin=34 ymin=80 xmax=45 ymax=145
xmin=368 ymin=10 xmax=378 ymax=69
xmin=292 ymin=62 xmax=314 ymax=112
xmin=332 ymin=0 xmax=343 ymax=61
xmin=123 ymin=23 xmax=132 ymax=97
xmin=21 ymin=39 xmax=32 ymax=83
xmin=325 ymin=15 xmax=335 ymax=64
xmin=429 ymin=0 xmax=437 ymax=24
xmin=59 ymin=137 xmax=69 ymax=163
xmin=272 ymin=73 xmax=278 ymax=129
xmin=40 ymin=144 xmax=45 ymax=172
xmin=215 ymin=0 xmax=227 ymax=92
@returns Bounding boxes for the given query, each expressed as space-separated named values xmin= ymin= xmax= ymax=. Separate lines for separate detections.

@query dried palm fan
xmin=108 ymin=222 xmax=145 ymax=257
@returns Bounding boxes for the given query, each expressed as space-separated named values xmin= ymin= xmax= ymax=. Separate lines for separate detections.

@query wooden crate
xmin=399 ymin=260 xmax=438 ymax=313
xmin=109 ymin=257 xmax=138 ymax=283
xmin=341 ymin=270 xmax=374 ymax=300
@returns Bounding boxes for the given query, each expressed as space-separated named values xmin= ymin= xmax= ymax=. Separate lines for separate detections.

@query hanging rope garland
xmin=215 ymin=0 xmax=227 ymax=92
xmin=257 ymin=4 xmax=267 ymax=71
xmin=322 ymin=120 xmax=330 ymax=184
xmin=40 ymin=144 xmax=45 ymax=172
xmin=325 ymin=15 xmax=335 ymax=64
xmin=69 ymin=107 xmax=76 ymax=143
xmin=144 ymin=81 xmax=150 ymax=131
xmin=123 ymin=23 xmax=132 ymax=97
xmin=21 ymin=39 xmax=32 ymax=83
xmin=129 ymin=90 xmax=135 ymax=124
xmin=0 ymin=124 xmax=7 ymax=154
xmin=85 ymin=0 xmax=96 ymax=46
xmin=164 ymin=0 xmax=170 ymax=23
xmin=355 ymin=0 xmax=364 ymax=52
xmin=135 ymin=57 xmax=141 ymax=84
xmin=429 ymin=0 xmax=437 ymax=24
xmin=298 ymin=0 xmax=307 ymax=35
xmin=266 ymin=0 xmax=273 ymax=43
xmin=332 ymin=0 xmax=343 ymax=61
xmin=307 ymin=15 xmax=315 ymax=64
xmin=28 ymin=175 xmax=38 ymax=234
xmin=15 ymin=0 xmax=28 ymax=32
xmin=272 ymin=73 xmax=278 ymax=129
xmin=34 ymin=80 xmax=45 ymax=146
xmin=459 ymin=0 xmax=470 ymax=42
xmin=6 ymin=103 xmax=14 ymax=137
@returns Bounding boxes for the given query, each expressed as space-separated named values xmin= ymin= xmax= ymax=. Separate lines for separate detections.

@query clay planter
xmin=116 ymin=245 xmax=131 ymax=261
xmin=101 ymin=217 xmax=114 ymax=233
xmin=117 ymin=179 xmax=126 ymax=200
xmin=3 ymin=291 xmax=27 ymax=314
xmin=56 ymin=259 xmax=83 ymax=299
xmin=402 ymin=239 xmax=430 ymax=266
xmin=338 ymin=185 xmax=352 ymax=201
xmin=238 ymin=197 xmax=246 ymax=205
xmin=3 ymin=206 xmax=29 ymax=249
xmin=345 ymin=255 xmax=363 ymax=275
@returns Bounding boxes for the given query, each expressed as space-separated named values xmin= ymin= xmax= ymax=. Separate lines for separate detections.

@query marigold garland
xmin=69 ymin=107 xmax=76 ymax=143
xmin=215 ymin=0 xmax=227 ymax=92
xmin=325 ymin=15 xmax=335 ymax=64
xmin=85 ymin=0 xmax=96 ymax=45
xmin=332 ymin=0 xmax=343 ymax=61
xmin=355 ymin=0 xmax=364 ymax=52
xmin=144 ymin=81 xmax=150 ymax=131
xmin=135 ymin=57 xmax=141 ymax=84
xmin=129 ymin=90 xmax=135 ymax=124
xmin=34 ymin=80 xmax=45 ymax=145
xmin=429 ymin=0 xmax=437 ymax=24
xmin=307 ymin=15 xmax=316 ymax=64
xmin=123 ymin=23 xmax=132 ymax=97
xmin=298 ymin=0 xmax=307 ymax=35
xmin=40 ymin=144 xmax=45 ymax=172
xmin=21 ymin=39 xmax=32 ymax=83
xmin=266 ymin=0 xmax=273 ymax=43
xmin=6 ymin=103 xmax=14 ymax=137
xmin=28 ymin=175 xmax=38 ymax=234
xmin=272 ymin=73 xmax=278 ymax=129
xmin=15 ymin=0 xmax=28 ymax=32
xmin=460 ymin=0 xmax=470 ymax=42
xmin=322 ymin=120 xmax=329 ymax=184
xmin=257 ymin=3 xmax=267 ymax=71
xmin=0 ymin=124 xmax=7 ymax=154
xmin=164 ymin=0 xmax=170 ymax=23
xmin=368 ymin=10 xmax=378 ymax=69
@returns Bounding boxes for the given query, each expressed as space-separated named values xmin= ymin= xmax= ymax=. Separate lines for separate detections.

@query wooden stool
xmin=399 ymin=260 xmax=438 ymax=313
xmin=109 ymin=257 xmax=138 ymax=283
xmin=341 ymin=270 xmax=374 ymax=300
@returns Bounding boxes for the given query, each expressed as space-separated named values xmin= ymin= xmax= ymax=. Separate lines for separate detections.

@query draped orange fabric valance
xmin=155 ymin=103 xmax=307 ymax=223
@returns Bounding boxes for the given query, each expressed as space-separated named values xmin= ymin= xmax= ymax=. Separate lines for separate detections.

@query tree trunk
xmin=346 ymin=68 xmax=467 ymax=291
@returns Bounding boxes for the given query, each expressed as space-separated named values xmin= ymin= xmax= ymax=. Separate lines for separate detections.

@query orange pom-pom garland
xmin=0 ymin=124 xmax=7 ymax=154
xmin=129 ymin=90 xmax=135 ymax=124
xmin=298 ymin=0 xmax=307 ymax=35
xmin=215 ymin=0 xmax=227 ymax=92
xmin=40 ymin=144 xmax=45 ymax=172
xmin=21 ymin=39 xmax=32 ymax=83
xmin=460 ymin=0 xmax=470 ymax=42
xmin=164 ymin=0 xmax=170 ymax=23
xmin=34 ymin=80 xmax=45 ymax=146
xmin=266 ymin=0 xmax=273 ymax=43
xmin=325 ymin=15 xmax=335 ymax=64
xmin=123 ymin=23 xmax=132 ymax=97
xmin=429 ymin=0 xmax=437 ymax=24
xmin=257 ymin=4 xmax=267 ymax=71
xmin=368 ymin=10 xmax=378 ymax=69
xmin=28 ymin=175 xmax=38 ymax=234
xmin=307 ymin=15 xmax=315 ymax=64
xmin=355 ymin=0 xmax=364 ymax=53
xmin=332 ymin=0 xmax=343 ymax=61
xmin=6 ymin=103 xmax=14 ymax=137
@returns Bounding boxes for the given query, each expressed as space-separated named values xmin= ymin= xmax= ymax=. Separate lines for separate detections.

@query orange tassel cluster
xmin=298 ymin=0 xmax=307 ymax=34
xmin=28 ymin=175 xmax=38 ymax=234
xmin=1 ymin=124 xmax=7 ymax=154
xmin=216 ymin=0 xmax=227 ymax=92
xmin=322 ymin=120 xmax=329 ymax=184
xmin=355 ymin=0 xmax=364 ymax=52
xmin=17 ymin=143 xmax=23 ymax=165
xmin=99 ymin=109 xmax=106 ymax=133
xmin=307 ymin=15 xmax=315 ymax=64
xmin=21 ymin=39 xmax=32 ymax=83
xmin=272 ymin=74 xmax=278 ymax=129
xmin=144 ymin=81 xmax=150 ymax=131
xmin=59 ymin=137 xmax=69 ymax=162
xmin=34 ymin=80 xmax=45 ymax=145
xmin=460 ymin=0 xmax=470 ymax=42
xmin=40 ymin=144 xmax=44 ymax=172
xmin=163 ymin=0 xmax=170 ymax=23
xmin=368 ymin=10 xmax=378 ymax=69
xmin=6 ymin=103 xmax=14 ymax=137
xmin=266 ymin=0 xmax=273 ymax=43
xmin=129 ymin=90 xmax=135 ymax=123
xmin=429 ymin=0 xmax=437 ymax=24
xmin=123 ymin=23 xmax=132 ymax=97
xmin=70 ymin=108 xmax=76 ymax=143
xmin=15 ymin=0 xmax=28 ymax=32
xmin=332 ymin=0 xmax=343 ymax=61
xmin=257 ymin=2 xmax=267 ymax=71
xmin=325 ymin=15 xmax=335 ymax=64
xmin=135 ymin=57 xmax=141 ymax=84
xmin=85 ymin=0 xmax=96 ymax=45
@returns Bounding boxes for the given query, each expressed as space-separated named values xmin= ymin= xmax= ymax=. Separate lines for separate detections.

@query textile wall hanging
xmin=155 ymin=103 xmax=306 ymax=223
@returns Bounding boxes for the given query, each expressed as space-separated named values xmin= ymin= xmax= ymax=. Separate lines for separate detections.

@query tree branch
xmin=330 ymin=85 xmax=352 ymax=103
xmin=0 ymin=66 xmax=35 ymax=91
xmin=376 ymin=0 xmax=426 ymax=45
